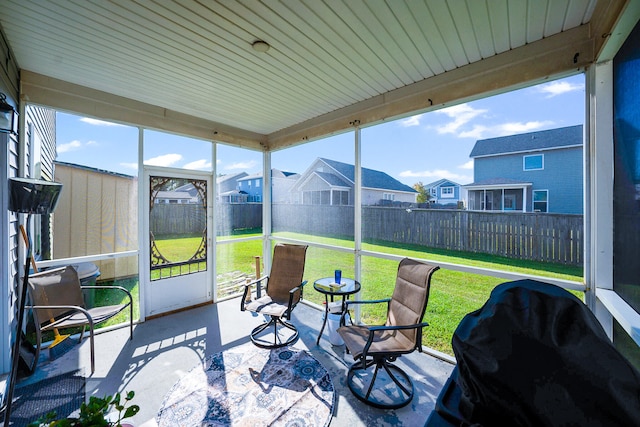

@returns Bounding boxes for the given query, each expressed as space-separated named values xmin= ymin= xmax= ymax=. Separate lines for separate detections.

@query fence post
xmin=255 ymin=256 xmax=262 ymax=298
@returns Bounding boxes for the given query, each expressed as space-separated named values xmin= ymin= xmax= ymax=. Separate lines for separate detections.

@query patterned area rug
xmin=156 ymin=344 xmax=334 ymax=426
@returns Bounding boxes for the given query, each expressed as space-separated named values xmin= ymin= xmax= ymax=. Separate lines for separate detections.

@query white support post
xmin=210 ymin=142 xmax=218 ymax=303
xmin=263 ymin=150 xmax=272 ymax=276
xmin=354 ymin=123 xmax=362 ymax=323
xmin=588 ymin=61 xmax=614 ymax=337
xmin=137 ymin=127 xmax=147 ymax=321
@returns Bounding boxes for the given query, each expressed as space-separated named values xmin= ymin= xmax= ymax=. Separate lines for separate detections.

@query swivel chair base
xmin=347 ymin=357 xmax=414 ymax=409
xmin=250 ymin=316 xmax=299 ymax=349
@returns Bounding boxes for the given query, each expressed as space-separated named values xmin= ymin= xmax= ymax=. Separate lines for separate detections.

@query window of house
xmin=256 ymin=180 xmax=260 ymax=187
xmin=383 ymin=193 xmax=395 ymax=200
xmin=335 ymin=190 xmax=349 ymax=205
xmin=442 ymin=187 xmax=454 ymax=197
xmin=524 ymin=154 xmax=544 ymax=170
xmin=533 ymin=190 xmax=548 ymax=212
xmin=504 ymin=194 xmax=515 ymax=210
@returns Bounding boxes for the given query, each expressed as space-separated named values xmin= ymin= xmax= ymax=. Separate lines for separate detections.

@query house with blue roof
xmin=464 ymin=125 xmax=583 ymax=214
xmin=291 ymin=158 xmax=417 ymax=206
xmin=425 ymin=179 xmax=463 ymax=206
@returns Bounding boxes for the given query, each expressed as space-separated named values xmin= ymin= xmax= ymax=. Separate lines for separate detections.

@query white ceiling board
xmin=0 ymin=0 xmax=630 ymax=148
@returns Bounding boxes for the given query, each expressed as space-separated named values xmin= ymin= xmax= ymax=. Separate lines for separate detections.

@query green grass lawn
xmin=94 ymin=233 xmax=583 ymax=356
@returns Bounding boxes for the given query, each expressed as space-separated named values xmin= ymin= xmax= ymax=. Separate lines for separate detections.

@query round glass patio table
xmin=313 ymin=277 xmax=360 ymax=345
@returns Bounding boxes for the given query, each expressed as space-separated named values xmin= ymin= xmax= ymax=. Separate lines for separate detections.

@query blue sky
xmin=56 ymin=74 xmax=585 ymax=186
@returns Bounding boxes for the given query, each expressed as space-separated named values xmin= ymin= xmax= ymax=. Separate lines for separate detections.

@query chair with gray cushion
xmin=241 ymin=243 xmax=308 ymax=348
xmin=338 ymin=258 xmax=439 ymax=409
xmin=26 ymin=265 xmax=133 ymax=374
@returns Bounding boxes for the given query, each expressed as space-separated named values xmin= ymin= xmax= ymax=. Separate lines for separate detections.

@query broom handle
xmin=19 ymin=225 xmax=38 ymax=273
xmin=20 ymin=225 xmax=62 ymax=334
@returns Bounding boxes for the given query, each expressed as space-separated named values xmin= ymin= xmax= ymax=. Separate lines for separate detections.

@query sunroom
xmin=2 ymin=1 xmax=640 ymax=426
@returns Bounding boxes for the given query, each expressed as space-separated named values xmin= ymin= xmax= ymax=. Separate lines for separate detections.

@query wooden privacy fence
xmin=150 ymin=203 xmax=262 ymax=236
xmin=150 ymin=203 xmax=206 ymax=235
xmin=361 ymin=208 xmax=583 ymax=266
xmin=151 ymin=204 xmax=583 ymax=265
xmin=272 ymin=205 xmax=583 ymax=266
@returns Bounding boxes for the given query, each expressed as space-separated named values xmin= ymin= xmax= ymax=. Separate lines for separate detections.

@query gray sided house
xmin=425 ymin=179 xmax=463 ymax=206
xmin=236 ymin=169 xmax=301 ymax=203
xmin=291 ymin=158 xmax=417 ymax=206
xmin=465 ymin=125 xmax=583 ymax=214
xmin=217 ymin=172 xmax=248 ymax=203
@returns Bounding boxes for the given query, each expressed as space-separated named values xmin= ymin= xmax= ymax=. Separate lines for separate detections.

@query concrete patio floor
xmin=12 ymin=298 xmax=455 ymax=426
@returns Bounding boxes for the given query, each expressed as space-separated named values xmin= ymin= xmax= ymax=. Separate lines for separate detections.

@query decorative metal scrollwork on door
xmin=149 ymin=176 xmax=207 ymax=280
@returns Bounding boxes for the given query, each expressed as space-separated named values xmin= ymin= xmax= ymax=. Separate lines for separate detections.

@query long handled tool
xmin=20 ymin=225 xmax=74 ymax=359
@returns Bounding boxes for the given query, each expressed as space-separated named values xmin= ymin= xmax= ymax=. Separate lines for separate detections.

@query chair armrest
xmin=241 ymin=275 xmax=268 ymax=311
xmin=361 ymin=322 xmax=430 ymax=358
xmin=81 ymin=285 xmax=133 ymax=306
xmin=367 ymin=322 xmax=429 ymax=332
xmin=287 ymin=280 xmax=308 ymax=313
xmin=345 ymin=298 xmax=391 ymax=307
xmin=244 ymin=275 xmax=268 ymax=289
xmin=288 ymin=280 xmax=308 ymax=296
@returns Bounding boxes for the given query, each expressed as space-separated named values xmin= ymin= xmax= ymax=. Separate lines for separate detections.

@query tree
xmin=413 ymin=181 xmax=431 ymax=204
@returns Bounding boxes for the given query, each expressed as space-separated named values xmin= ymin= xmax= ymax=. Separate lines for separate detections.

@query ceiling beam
xmin=592 ymin=0 xmax=640 ymax=61
xmin=19 ymin=70 xmax=267 ymax=151
xmin=266 ymin=24 xmax=594 ymax=151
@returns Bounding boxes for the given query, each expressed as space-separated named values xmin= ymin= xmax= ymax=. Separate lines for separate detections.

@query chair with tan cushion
xmin=338 ymin=258 xmax=439 ymax=409
xmin=26 ymin=265 xmax=133 ymax=374
xmin=241 ymin=243 xmax=308 ymax=348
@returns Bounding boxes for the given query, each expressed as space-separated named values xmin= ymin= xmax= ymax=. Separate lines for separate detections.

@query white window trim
xmin=532 ymin=189 xmax=549 ymax=212
xmin=523 ymin=154 xmax=544 ymax=171
xmin=441 ymin=186 xmax=454 ymax=198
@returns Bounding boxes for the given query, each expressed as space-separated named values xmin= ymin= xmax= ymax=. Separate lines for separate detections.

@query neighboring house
xmin=154 ymin=190 xmax=196 ymax=204
xmin=217 ymin=172 xmax=248 ymax=203
xmin=236 ymin=169 xmax=300 ymax=203
xmin=272 ymin=169 xmax=301 ymax=203
xmin=465 ymin=125 xmax=583 ymax=214
xmin=237 ymin=172 xmax=263 ymax=202
xmin=425 ymin=179 xmax=463 ymax=206
xmin=152 ymin=182 xmax=204 ymax=204
xmin=290 ymin=158 xmax=417 ymax=206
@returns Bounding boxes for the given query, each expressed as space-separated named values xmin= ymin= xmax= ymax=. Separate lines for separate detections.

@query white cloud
xmin=183 ymin=159 xmax=212 ymax=170
xmin=145 ymin=153 xmax=182 ymax=167
xmin=459 ymin=160 xmax=474 ymax=170
xmin=458 ymin=120 xmax=554 ymax=139
xmin=400 ymin=114 xmax=423 ymax=127
xmin=537 ymin=81 xmax=584 ymax=98
xmin=80 ymin=117 xmax=124 ymax=126
xmin=120 ymin=162 xmax=138 ymax=170
xmin=57 ymin=140 xmax=83 ymax=153
xmin=399 ymin=169 xmax=472 ymax=184
xmin=224 ymin=160 xmax=258 ymax=170
xmin=434 ymin=104 xmax=488 ymax=135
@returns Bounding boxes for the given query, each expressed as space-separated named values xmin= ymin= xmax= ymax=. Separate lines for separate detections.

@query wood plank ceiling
xmin=0 ymin=0 xmax=629 ymax=151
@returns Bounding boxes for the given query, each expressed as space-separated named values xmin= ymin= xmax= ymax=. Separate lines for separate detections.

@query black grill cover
xmin=451 ymin=280 xmax=640 ymax=426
